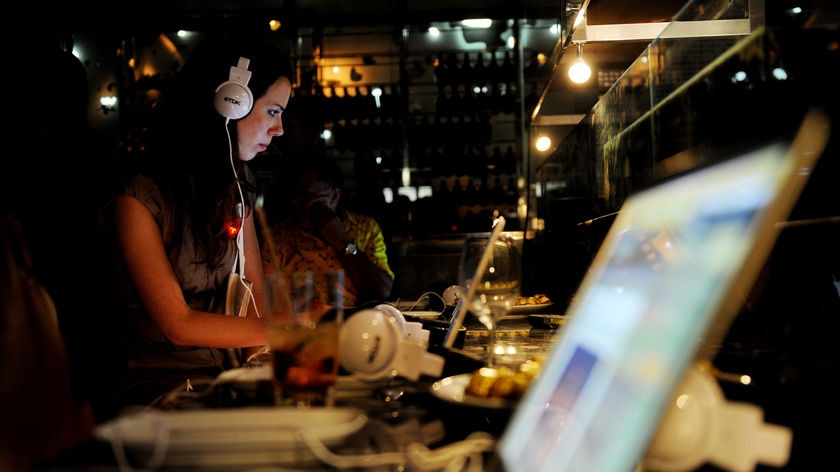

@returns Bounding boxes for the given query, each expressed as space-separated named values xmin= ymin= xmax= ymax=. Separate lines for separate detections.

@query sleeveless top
xmin=107 ymin=174 xmax=240 ymax=381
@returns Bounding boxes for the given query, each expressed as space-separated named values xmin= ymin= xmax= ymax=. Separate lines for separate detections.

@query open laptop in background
xmin=497 ymin=109 xmax=830 ymax=472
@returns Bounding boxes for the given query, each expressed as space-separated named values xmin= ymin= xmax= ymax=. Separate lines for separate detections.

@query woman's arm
xmin=112 ymin=195 xmax=267 ymax=348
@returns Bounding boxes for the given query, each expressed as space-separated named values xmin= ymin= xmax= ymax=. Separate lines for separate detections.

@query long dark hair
xmin=138 ymin=34 xmax=293 ymax=269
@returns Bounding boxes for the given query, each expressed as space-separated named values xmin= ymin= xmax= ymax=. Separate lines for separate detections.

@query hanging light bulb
xmin=535 ymin=135 xmax=552 ymax=152
xmin=568 ymin=43 xmax=591 ymax=84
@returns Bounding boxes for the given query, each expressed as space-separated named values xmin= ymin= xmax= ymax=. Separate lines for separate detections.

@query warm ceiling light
xmin=269 ymin=19 xmax=282 ymax=31
xmin=568 ymin=43 xmax=591 ymax=84
xmin=535 ymin=135 xmax=552 ymax=152
xmin=569 ymin=59 xmax=591 ymax=83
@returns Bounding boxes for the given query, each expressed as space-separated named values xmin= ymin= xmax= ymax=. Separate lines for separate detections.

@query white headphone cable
xmin=224 ymin=120 xmax=260 ymax=318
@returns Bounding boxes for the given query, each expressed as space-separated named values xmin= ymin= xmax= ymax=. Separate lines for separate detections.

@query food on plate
xmin=515 ymin=294 xmax=552 ymax=306
xmin=465 ymin=356 xmax=544 ymax=399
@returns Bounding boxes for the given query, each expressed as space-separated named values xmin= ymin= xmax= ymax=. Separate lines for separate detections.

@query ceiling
xmin=50 ymin=0 xmax=688 ymax=107
xmin=528 ymin=0 xmax=688 ymax=143
xmin=45 ymin=0 xmax=690 ymax=167
xmin=45 ymin=1 xmax=689 ymax=90
xmin=51 ymin=1 xmax=687 ymax=43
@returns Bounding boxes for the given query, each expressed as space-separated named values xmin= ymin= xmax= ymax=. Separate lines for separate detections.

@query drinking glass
xmin=263 ymin=270 xmax=344 ymax=407
xmin=458 ymin=232 xmax=521 ymax=367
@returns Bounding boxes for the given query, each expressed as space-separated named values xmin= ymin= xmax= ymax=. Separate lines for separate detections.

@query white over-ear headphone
xmin=214 ymin=56 xmax=253 ymax=120
xmin=339 ymin=305 xmax=444 ymax=382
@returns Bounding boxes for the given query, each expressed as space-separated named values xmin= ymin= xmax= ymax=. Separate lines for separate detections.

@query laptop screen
xmin=497 ymin=110 xmax=829 ymax=472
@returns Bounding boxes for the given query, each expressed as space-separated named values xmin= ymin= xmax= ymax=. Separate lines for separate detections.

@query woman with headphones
xmin=94 ymin=35 xmax=294 ymax=420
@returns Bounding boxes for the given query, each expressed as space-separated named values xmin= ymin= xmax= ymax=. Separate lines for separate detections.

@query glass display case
xmin=525 ymin=0 xmax=838 ymax=302
xmin=526 ymin=3 xmax=838 ymax=468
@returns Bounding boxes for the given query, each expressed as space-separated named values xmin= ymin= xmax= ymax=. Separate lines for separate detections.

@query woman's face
xmin=236 ymin=76 xmax=292 ymax=161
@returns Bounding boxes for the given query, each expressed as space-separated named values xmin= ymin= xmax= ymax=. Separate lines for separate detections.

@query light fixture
xmin=459 ymin=18 xmax=506 ymax=47
xmin=99 ymin=95 xmax=117 ymax=115
xmin=535 ymin=135 xmax=552 ymax=152
xmin=371 ymin=87 xmax=382 ymax=109
xmin=568 ymin=43 xmax=592 ymax=84
xmin=461 ymin=18 xmax=492 ymax=29
xmin=401 ymin=167 xmax=411 ymax=187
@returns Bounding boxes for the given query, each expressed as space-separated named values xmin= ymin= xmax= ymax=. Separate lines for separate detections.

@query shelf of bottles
xmin=288 ymin=15 xmax=556 ymax=234
xmin=296 ymin=48 xmax=551 ymax=233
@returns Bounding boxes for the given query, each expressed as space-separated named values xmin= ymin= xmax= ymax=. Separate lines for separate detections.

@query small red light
xmin=225 ymin=217 xmax=242 ymax=238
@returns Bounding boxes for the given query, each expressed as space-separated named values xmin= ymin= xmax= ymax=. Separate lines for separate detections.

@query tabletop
xmin=38 ymin=312 xmax=564 ymax=471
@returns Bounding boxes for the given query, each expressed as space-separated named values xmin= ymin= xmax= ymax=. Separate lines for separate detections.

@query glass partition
xmin=526 ymin=0 xmax=838 ymax=304
xmin=534 ymin=0 xmax=837 ymax=219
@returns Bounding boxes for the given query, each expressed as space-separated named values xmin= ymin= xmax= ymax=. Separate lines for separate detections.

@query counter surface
xmin=38 ymin=315 xmax=562 ymax=471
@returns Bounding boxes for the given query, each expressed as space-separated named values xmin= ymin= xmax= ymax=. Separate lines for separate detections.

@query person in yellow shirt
xmin=262 ymin=157 xmax=394 ymax=307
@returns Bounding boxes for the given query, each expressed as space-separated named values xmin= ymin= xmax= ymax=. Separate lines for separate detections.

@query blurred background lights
xmin=462 ymin=18 xmax=492 ymax=28
xmin=371 ymin=86 xmax=382 ymax=108
xmin=535 ymin=135 xmax=552 ymax=152
xmin=401 ymin=167 xmax=411 ymax=187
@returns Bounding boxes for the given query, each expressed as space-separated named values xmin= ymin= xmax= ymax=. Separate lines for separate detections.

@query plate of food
xmin=430 ymin=373 xmax=514 ymax=409
xmin=430 ymin=361 xmax=544 ymax=410
xmin=509 ymin=294 xmax=554 ymax=315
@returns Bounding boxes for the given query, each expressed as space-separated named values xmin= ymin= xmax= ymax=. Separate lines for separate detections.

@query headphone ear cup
xmin=339 ymin=309 xmax=401 ymax=380
xmin=373 ymin=304 xmax=407 ymax=334
xmin=214 ymin=80 xmax=253 ymax=120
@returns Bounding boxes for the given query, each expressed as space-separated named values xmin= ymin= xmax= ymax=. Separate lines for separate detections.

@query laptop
xmin=497 ymin=109 xmax=830 ymax=472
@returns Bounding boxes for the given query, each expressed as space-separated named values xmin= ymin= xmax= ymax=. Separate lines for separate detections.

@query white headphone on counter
xmin=339 ymin=304 xmax=444 ymax=382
